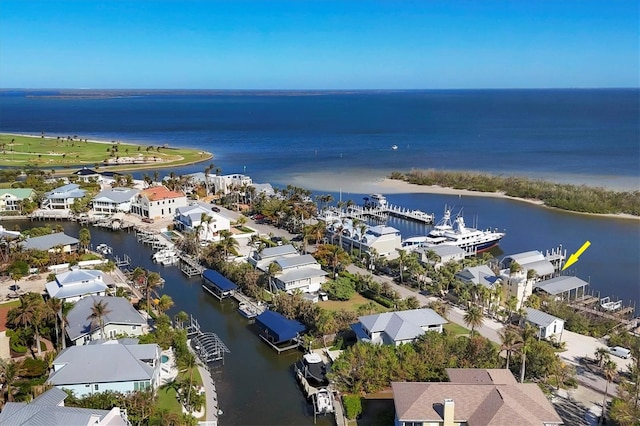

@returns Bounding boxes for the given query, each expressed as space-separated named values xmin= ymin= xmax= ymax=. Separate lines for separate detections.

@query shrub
xmin=21 ymin=358 xmax=48 ymax=378
xmin=342 ymin=394 xmax=362 ymax=419
xmin=361 ymin=290 xmax=395 ymax=308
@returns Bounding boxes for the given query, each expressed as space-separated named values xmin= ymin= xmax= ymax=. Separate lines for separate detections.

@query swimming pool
xmin=161 ymin=354 xmax=170 ymax=363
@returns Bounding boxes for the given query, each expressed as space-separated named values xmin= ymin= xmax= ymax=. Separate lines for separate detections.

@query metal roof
xmin=45 ymin=269 xmax=108 ymax=300
xmin=276 ymin=254 xmax=317 ymax=269
xmin=258 ymin=244 xmax=298 ymax=259
xmin=255 ymin=310 xmax=306 ymax=343
xmin=534 ymin=275 xmax=588 ymax=295
xmin=202 ymin=269 xmax=238 ymax=292
xmin=0 ymin=188 xmax=35 ymax=199
xmin=21 ymin=232 xmax=79 ymax=251
xmin=455 ymin=265 xmax=498 ymax=288
xmin=525 ymin=307 xmax=563 ymax=328
xmin=359 ymin=309 xmax=447 ymax=343
xmin=277 ymin=267 xmax=327 ymax=284
xmin=45 ymin=183 xmax=86 ymax=199
xmin=66 ymin=295 xmax=147 ymax=341
xmin=500 ymin=251 xmax=545 ymax=268
xmin=93 ymin=187 xmax=139 ymax=203
xmin=49 ymin=342 xmax=158 ymax=385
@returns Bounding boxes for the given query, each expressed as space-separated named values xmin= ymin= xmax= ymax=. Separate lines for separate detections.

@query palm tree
xmin=156 ymin=294 xmax=174 ymax=315
xmin=46 ymin=297 xmax=64 ymax=350
xmin=600 ymin=360 xmax=618 ymax=425
xmin=498 ymin=326 xmax=523 ymax=370
xmin=143 ymin=272 xmax=163 ymax=315
xmin=174 ymin=311 xmax=189 ymax=329
xmin=266 ymin=262 xmax=282 ymax=293
xmin=176 ymin=351 xmax=200 ymax=414
xmin=87 ymin=299 xmax=112 ymax=340
xmin=12 ymin=296 xmax=44 ymax=357
xmin=463 ymin=305 xmax=484 ymax=335
xmin=0 ymin=359 xmax=20 ymax=402
xmin=218 ymin=230 xmax=239 ymax=258
xmin=396 ymin=249 xmax=409 ymax=284
xmin=518 ymin=324 xmax=538 ymax=383
xmin=78 ymin=227 xmax=91 ymax=253
xmin=595 ymin=347 xmax=611 ymax=368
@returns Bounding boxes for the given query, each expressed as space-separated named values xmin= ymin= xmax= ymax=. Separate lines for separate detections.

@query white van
xmin=609 ymin=346 xmax=631 ymax=359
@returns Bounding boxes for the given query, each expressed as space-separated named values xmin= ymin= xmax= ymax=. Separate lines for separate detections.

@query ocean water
xmin=0 ymin=89 xmax=638 ymax=306
xmin=1 ymin=89 xmax=639 ymax=189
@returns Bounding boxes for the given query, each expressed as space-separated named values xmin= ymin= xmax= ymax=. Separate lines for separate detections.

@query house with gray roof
xmin=415 ymin=245 xmax=466 ymax=269
xmin=249 ymin=244 xmax=299 ymax=271
xmin=523 ymin=307 xmax=565 ymax=340
xmin=533 ymin=275 xmax=589 ymax=300
xmin=43 ymin=183 xmax=87 ymax=210
xmin=66 ymin=295 xmax=148 ymax=345
xmin=456 ymin=265 xmax=500 ymax=289
xmin=45 ymin=269 xmax=110 ymax=303
xmin=20 ymin=232 xmax=79 ymax=253
xmin=48 ymin=341 xmax=161 ymax=398
xmin=0 ymin=188 xmax=35 ymax=212
xmin=352 ymin=308 xmax=447 ymax=346
xmin=92 ymin=187 xmax=140 ymax=213
xmin=273 ymin=254 xmax=327 ymax=293
xmin=0 ymin=387 xmax=129 ymax=425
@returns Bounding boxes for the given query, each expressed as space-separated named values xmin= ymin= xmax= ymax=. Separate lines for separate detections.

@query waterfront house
xmin=249 ymin=244 xmax=299 ymax=271
xmin=42 ymin=183 xmax=87 ymax=210
xmin=66 ymin=295 xmax=148 ymax=345
xmin=415 ymin=245 xmax=466 ymax=269
xmin=272 ymin=254 xmax=328 ymax=293
xmin=73 ymin=166 xmax=103 ymax=183
xmin=499 ymin=250 xmax=561 ymax=309
xmin=523 ymin=307 xmax=565 ymax=341
xmin=0 ymin=387 xmax=130 ymax=425
xmin=392 ymin=368 xmax=563 ymax=426
xmin=330 ymin=221 xmax=403 ymax=258
xmin=45 ymin=268 xmax=111 ymax=303
xmin=0 ymin=188 xmax=35 ymax=212
xmin=130 ymin=185 xmax=188 ymax=220
xmin=352 ymin=308 xmax=447 ymax=346
xmin=20 ymin=232 xmax=79 ymax=254
xmin=174 ymin=203 xmax=231 ymax=241
xmin=48 ymin=341 xmax=161 ymax=397
xmin=91 ymin=187 xmax=140 ymax=214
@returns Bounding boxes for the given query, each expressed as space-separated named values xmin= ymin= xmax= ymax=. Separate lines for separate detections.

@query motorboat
xmin=313 ymin=388 xmax=335 ymax=414
xmin=96 ymin=243 xmax=112 ymax=255
xmin=300 ymin=353 xmax=329 ymax=387
xmin=363 ymin=193 xmax=388 ymax=209
xmin=391 ymin=144 xmax=398 ymax=150
xmin=153 ymin=248 xmax=177 ymax=263
xmin=402 ymin=207 xmax=505 ymax=254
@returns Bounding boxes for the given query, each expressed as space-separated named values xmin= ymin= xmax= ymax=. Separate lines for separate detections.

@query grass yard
xmin=0 ymin=133 xmax=211 ymax=171
xmin=319 ymin=292 xmax=390 ymax=313
xmin=443 ymin=322 xmax=470 ymax=336
xmin=156 ymin=365 xmax=204 ymax=417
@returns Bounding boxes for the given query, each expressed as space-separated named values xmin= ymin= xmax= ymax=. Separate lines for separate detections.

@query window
xmin=94 ymin=384 xmax=99 ymax=391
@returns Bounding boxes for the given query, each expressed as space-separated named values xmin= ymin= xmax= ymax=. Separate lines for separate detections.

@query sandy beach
xmin=287 ymin=171 xmax=640 ymax=221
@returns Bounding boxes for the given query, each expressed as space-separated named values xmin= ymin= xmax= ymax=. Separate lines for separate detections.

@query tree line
xmin=390 ymin=169 xmax=640 ymax=216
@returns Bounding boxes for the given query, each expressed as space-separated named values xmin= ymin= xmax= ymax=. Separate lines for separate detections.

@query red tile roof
xmin=140 ymin=186 xmax=184 ymax=201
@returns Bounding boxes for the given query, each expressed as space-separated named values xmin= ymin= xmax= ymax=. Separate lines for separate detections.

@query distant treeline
xmin=389 ymin=170 xmax=640 ymax=216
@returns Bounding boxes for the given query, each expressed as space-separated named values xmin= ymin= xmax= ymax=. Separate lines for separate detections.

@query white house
xmin=42 ymin=184 xmax=86 ymax=210
xmin=330 ymin=221 xmax=402 ymax=258
xmin=0 ymin=387 xmax=130 ymax=425
xmin=92 ymin=187 xmax=140 ymax=214
xmin=249 ymin=244 xmax=299 ymax=271
xmin=273 ymin=254 xmax=328 ymax=293
xmin=210 ymin=173 xmax=253 ymax=195
xmin=21 ymin=232 xmax=79 ymax=254
xmin=523 ymin=308 xmax=565 ymax=341
xmin=499 ymin=250 xmax=560 ymax=309
xmin=174 ymin=204 xmax=231 ymax=241
xmin=74 ymin=167 xmax=103 ymax=183
xmin=45 ymin=269 xmax=111 ymax=303
xmin=352 ymin=308 xmax=447 ymax=346
xmin=130 ymin=186 xmax=188 ymax=220
xmin=48 ymin=341 xmax=161 ymax=397
xmin=66 ymin=295 xmax=148 ymax=345
xmin=0 ymin=188 xmax=35 ymax=212
xmin=416 ymin=245 xmax=466 ymax=269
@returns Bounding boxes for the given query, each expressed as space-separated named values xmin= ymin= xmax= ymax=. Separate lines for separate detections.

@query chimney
xmin=443 ymin=398 xmax=455 ymax=426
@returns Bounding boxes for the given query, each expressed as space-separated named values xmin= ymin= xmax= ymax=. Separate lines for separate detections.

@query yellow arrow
xmin=562 ymin=241 xmax=591 ymax=271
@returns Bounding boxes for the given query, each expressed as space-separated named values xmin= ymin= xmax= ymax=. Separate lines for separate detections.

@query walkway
xmin=197 ymin=363 xmax=220 ymax=425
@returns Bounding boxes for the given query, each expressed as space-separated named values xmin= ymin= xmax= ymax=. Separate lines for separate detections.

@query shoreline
xmin=287 ymin=171 xmax=639 ymax=221
xmin=0 ymin=132 xmax=213 ymax=173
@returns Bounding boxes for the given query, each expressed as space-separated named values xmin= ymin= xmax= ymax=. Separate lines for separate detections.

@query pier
xmin=178 ymin=252 xmax=205 ymax=277
xmin=321 ymin=204 xmax=434 ymax=226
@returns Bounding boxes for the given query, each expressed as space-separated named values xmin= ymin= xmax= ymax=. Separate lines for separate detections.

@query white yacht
xmin=153 ymin=248 xmax=177 ymax=264
xmin=363 ymin=193 xmax=388 ymax=209
xmin=402 ymin=207 xmax=505 ymax=254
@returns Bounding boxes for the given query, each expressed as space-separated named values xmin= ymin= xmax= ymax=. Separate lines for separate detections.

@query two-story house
xmin=92 ymin=187 xmax=140 ymax=214
xmin=45 ymin=268 xmax=111 ymax=303
xmin=273 ymin=254 xmax=328 ymax=293
xmin=42 ymin=184 xmax=86 ymax=210
xmin=130 ymin=186 xmax=188 ymax=220
xmin=174 ymin=203 xmax=231 ymax=241
xmin=0 ymin=188 xmax=35 ymax=212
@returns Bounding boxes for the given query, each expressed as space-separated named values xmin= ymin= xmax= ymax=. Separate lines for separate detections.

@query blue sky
xmin=1 ymin=1 xmax=638 ymax=89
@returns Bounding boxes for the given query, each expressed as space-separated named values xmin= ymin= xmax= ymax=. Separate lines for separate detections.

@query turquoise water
xmin=161 ymin=354 xmax=169 ymax=363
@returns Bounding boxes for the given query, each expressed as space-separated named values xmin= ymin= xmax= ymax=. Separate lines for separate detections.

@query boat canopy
xmin=256 ymin=310 xmax=306 ymax=343
xmin=202 ymin=269 xmax=238 ymax=292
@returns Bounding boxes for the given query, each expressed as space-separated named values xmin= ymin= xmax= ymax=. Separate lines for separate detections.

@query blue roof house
xmin=43 ymin=184 xmax=86 ymax=210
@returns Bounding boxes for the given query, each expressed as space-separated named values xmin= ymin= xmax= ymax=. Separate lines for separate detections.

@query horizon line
xmin=1 ymin=87 xmax=639 ymax=92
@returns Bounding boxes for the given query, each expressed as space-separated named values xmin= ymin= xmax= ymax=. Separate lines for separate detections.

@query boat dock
xmin=232 ymin=291 xmax=266 ymax=318
xmin=184 ymin=314 xmax=230 ymax=364
xmin=321 ymin=204 xmax=434 ymax=226
xmin=178 ymin=252 xmax=205 ymax=277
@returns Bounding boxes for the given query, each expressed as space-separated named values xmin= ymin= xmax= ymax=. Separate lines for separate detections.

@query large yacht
xmin=402 ymin=208 xmax=505 ymax=254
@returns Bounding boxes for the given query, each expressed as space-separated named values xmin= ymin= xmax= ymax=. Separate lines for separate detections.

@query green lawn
xmin=156 ymin=364 xmax=204 ymax=417
xmin=319 ymin=293 xmax=390 ymax=313
xmin=0 ymin=300 xmax=22 ymax=309
xmin=0 ymin=134 xmax=211 ymax=171
xmin=443 ymin=322 xmax=470 ymax=336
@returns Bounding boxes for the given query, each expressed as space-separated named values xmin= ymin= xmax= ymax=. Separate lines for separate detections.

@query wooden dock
xmin=177 ymin=252 xmax=205 ymax=277
xmin=323 ymin=204 xmax=435 ymax=225
xmin=232 ymin=292 xmax=266 ymax=318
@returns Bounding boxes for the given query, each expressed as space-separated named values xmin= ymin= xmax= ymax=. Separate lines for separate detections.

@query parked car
xmin=609 ymin=346 xmax=631 ymax=359
xmin=142 ymin=217 xmax=154 ymax=224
